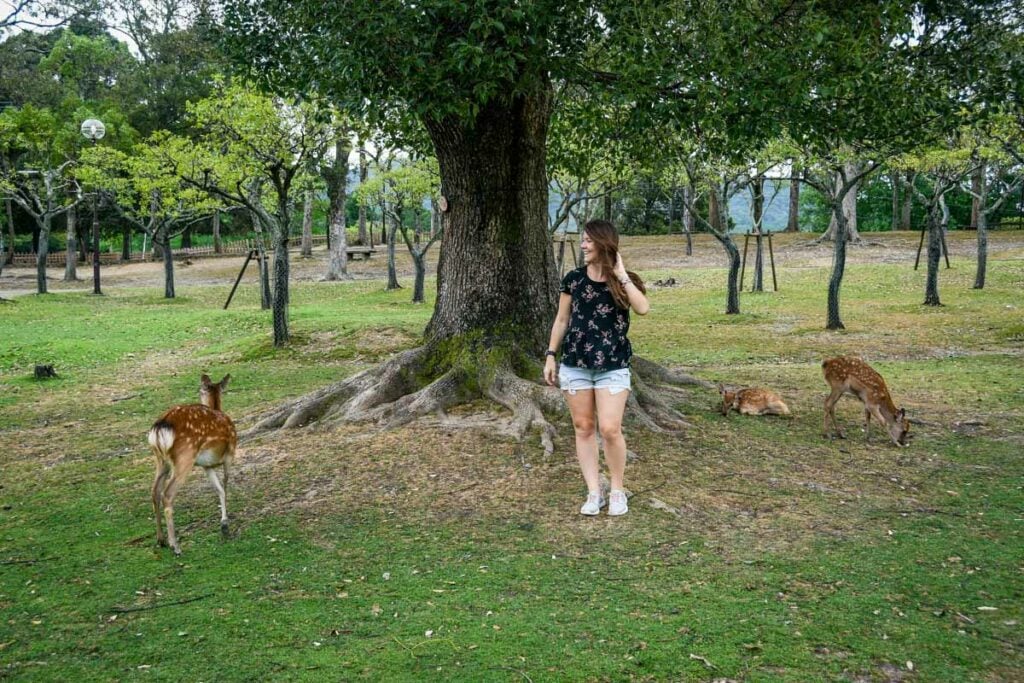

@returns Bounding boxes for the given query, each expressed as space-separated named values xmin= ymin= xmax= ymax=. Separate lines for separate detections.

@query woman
xmin=544 ymin=220 xmax=649 ymax=516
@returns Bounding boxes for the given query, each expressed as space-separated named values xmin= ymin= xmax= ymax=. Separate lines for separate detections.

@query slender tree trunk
xmin=357 ymin=150 xmax=368 ymax=246
xmin=77 ymin=217 xmax=88 ymax=262
xmin=412 ymin=250 xmax=426 ymax=303
xmin=325 ymin=140 xmax=352 ymax=280
xmin=386 ymin=209 xmax=401 ymax=290
xmin=251 ymin=211 xmax=272 ymax=310
xmin=300 ymin=190 xmax=314 ymax=257
xmin=786 ymin=167 xmax=800 ymax=232
xmin=423 ymin=86 xmax=557 ymax=350
xmin=64 ymin=204 xmax=78 ymax=281
xmin=974 ymin=164 xmax=988 ymax=289
xmin=603 ymin=187 xmax=612 ymax=221
xmin=212 ymin=210 xmax=222 ymax=253
xmin=752 ymin=177 xmax=764 ymax=292
xmin=180 ymin=225 xmax=192 ymax=249
xmin=121 ymin=223 xmax=132 ymax=261
xmin=826 ymin=197 xmax=849 ymax=329
xmin=924 ymin=202 xmax=943 ymax=306
xmin=681 ymin=186 xmax=693 ymax=255
xmin=4 ymin=199 xmax=14 ymax=265
xmin=891 ymin=171 xmax=900 ymax=232
xmin=824 ymin=164 xmax=860 ymax=241
xmin=970 ymin=163 xmax=982 ymax=231
xmin=271 ymin=219 xmax=290 ymax=345
xmin=901 ymin=171 xmax=913 ymax=230
xmin=36 ymin=214 xmax=51 ymax=294
xmin=161 ymin=232 xmax=176 ymax=299
xmin=707 ymin=189 xmax=740 ymax=314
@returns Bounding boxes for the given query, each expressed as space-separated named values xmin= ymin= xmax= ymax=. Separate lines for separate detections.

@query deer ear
xmin=219 ymin=374 xmax=231 ymax=389
xmin=201 ymin=374 xmax=212 ymax=387
xmin=717 ymin=383 xmax=725 ymax=394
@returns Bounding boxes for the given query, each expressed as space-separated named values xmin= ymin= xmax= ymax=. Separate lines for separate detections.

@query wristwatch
xmin=545 ymin=350 xmax=557 ymax=358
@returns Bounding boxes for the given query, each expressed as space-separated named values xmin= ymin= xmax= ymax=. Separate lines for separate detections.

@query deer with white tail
xmin=822 ymin=356 xmax=909 ymax=447
xmin=148 ymin=374 xmax=237 ymax=555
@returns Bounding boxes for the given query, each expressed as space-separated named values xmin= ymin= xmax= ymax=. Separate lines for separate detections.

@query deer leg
xmin=863 ymin=408 xmax=872 ymax=442
xmin=206 ymin=467 xmax=229 ymax=539
xmin=151 ymin=460 xmax=171 ymax=547
xmin=161 ymin=462 xmax=191 ymax=556
xmin=823 ymin=387 xmax=845 ymax=439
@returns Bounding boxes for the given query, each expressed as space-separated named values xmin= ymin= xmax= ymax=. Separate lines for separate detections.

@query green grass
xmin=1 ymin=235 xmax=1022 ymax=681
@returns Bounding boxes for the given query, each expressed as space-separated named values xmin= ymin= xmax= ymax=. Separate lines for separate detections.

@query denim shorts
xmin=558 ymin=365 xmax=632 ymax=395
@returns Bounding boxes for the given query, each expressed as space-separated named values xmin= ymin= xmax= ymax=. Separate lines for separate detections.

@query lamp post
xmin=80 ymin=118 xmax=105 ymax=295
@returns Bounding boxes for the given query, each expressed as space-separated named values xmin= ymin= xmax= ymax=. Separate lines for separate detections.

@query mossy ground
xmin=1 ymin=231 xmax=1022 ymax=681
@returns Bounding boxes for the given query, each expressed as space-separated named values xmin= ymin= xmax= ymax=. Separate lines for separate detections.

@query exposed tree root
xmin=241 ymin=343 xmax=711 ymax=454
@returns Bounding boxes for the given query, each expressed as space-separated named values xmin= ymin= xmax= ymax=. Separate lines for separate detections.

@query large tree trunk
xmin=325 ymin=139 xmax=353 ymax=280
xmin=786 ymin=168 xmax=800 ymax=232
xmin=160 ymin=232 xmax=176 ymax=299
xmin=901 ymin=171 xmax=913 ymax=231
xmin=301 ymin=190 xmax=314 ymax=257
xmin=424 ymin=91 xmax=558 ymax=348
xmin=64 ymin=204 xmax=78 ymax=281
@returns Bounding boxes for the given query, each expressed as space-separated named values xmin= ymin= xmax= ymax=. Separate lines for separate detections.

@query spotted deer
xmin=148 ymin=374 xmax=237 ymax=555
xmin=822 ymin=356 xmax=909 ymax=447
xmin=718 ymin=385 xmax=791 ymax=417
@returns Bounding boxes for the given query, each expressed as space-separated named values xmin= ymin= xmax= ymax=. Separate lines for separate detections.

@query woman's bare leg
xmin=564 ymin=389 xmax=600 ymax=493
xmin=596 ymin=388 xmax=630 ymax=491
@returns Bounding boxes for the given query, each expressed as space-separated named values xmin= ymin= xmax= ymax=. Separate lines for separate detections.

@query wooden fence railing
xmin=8 ymin=235 xmax=330 ymax=267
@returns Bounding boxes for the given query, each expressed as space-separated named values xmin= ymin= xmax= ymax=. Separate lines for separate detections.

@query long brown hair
xmin=583 ymin=219 xmax=646 ymax=309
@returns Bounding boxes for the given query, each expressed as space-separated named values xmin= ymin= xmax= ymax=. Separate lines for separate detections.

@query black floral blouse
xmin=559 ymin=267 xmax=632 ymax=370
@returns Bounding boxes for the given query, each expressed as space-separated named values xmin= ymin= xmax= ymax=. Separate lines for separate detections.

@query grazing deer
xmin=148 ymin=374 xmax=237 ymax=555
xmin=718 ymin=384 xmax=791 ymax=417
xmin=822 ymin=356 xmax=909 ymax=447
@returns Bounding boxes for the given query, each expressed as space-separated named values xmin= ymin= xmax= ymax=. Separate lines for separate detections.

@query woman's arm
xmin=613 ymin=254 xmax=650 ymax=315
xmin=544 ymin=293 xmax=572 ymax=385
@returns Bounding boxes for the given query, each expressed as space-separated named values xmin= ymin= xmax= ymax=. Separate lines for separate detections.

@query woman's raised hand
xmin=613 ymin=252 xmax=627 ymax=279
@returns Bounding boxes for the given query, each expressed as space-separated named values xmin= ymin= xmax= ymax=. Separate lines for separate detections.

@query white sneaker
xmin=608 ymin=490 xmax=628 ymax=516
xmin=580 ymin=491 xmax=605 ymax=516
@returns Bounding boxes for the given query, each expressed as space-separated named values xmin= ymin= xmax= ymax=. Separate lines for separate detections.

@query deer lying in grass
xmin=718 ymin=385 xmax=791 ymax=417
xmin=148 ymin=374 xmax=236 ymax=555
xmin=822 ymin=356 xmax=909 ymax=447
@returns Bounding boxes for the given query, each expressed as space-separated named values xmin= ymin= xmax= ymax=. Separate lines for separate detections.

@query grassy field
xmin=1 ymin=232 xmax=1022 ymax=681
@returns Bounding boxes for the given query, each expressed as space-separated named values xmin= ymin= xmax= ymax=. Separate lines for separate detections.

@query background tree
xmin=163 ymin=83 xmax=341 ymax=345
xmin=79 ymin=134 xmax=217 ymax=298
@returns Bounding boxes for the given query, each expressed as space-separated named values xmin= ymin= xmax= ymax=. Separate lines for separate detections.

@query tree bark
xmin=301 ymin=189 xmax=314 ymax=257
xmin=423 ymin=87 xmax=557 ymax=350
xmin=412 ymin=251 xmax=426 ymax=303
xmin=681 ymin=185 xmax=693 ymax=255
xmin=824 ymin=164 xmax=860 ymax=241
xmin=180 ymin=224 xmax=192 ymax=249
xmin=212 ymin=210 xmax=222 ymax=253
xmin=970 ymin=163 xmax=982 ymax=232
xmin=64 ymin=204 xmax=78 ymax=281
xmin=973 ymin=162 xmax=988 ymax=289
xmin=786 ymin=168 xmax=800 ymax=232
xmin=901 ymin=171 xmax=913 ymax=231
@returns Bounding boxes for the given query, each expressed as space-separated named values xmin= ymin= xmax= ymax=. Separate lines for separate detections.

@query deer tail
xmin=148 ymin=419 xmax=175 ymax=460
